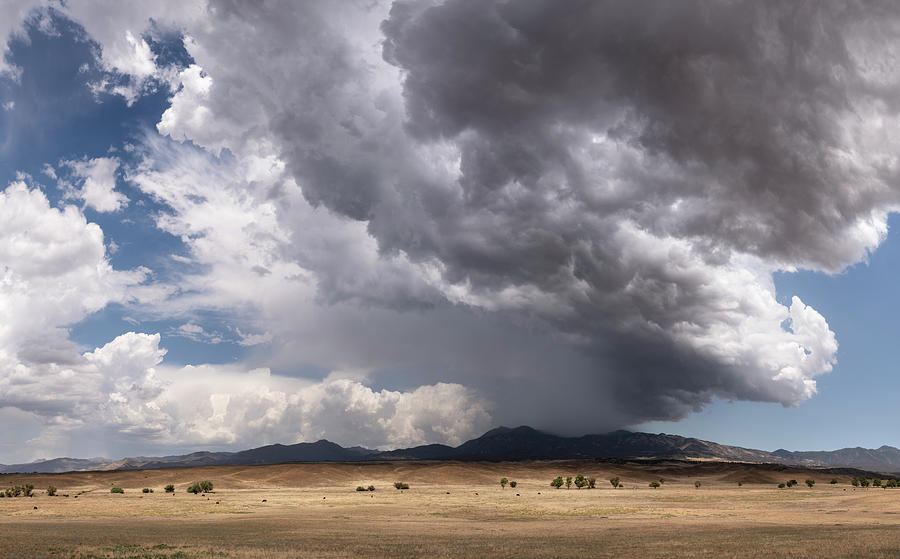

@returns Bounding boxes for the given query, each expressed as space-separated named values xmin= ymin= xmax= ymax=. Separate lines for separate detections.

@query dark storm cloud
xmin=152 ymin=0 xmax=900 ymax=431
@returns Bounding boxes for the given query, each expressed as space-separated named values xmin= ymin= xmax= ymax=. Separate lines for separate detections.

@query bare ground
xmin=1 ymin=460 xmax=899 ymax=558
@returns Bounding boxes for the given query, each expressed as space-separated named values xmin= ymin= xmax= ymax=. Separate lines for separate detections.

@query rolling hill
xmin=3 ymin=426 xmax=899 ymax=474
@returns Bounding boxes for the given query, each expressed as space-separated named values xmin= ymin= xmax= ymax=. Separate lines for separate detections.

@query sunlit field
xmin=2 ymin=461 xmax=900 ymax=558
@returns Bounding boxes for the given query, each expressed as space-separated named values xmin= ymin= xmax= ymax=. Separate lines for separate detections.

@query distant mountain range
xmin=2 ymin=426 xmax=900 ymax=474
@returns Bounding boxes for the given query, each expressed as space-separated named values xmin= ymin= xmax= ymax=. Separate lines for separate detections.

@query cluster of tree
xmin=851 ymin=477 xmax=900 ymax=488
xmin=0 ymin=484 xmax=34 ymax=498
xmin=550 ymin=475 xmax=598 ymax=489
xmin=499 ymin=478 xmax=518 ymax=488
xmin=186 ymin=481 xmax=213 ymax=494
xmin=393 ymin=482 xmax=409 ymax=490
xmin=356 ymin=485 xmax=376 ymax=492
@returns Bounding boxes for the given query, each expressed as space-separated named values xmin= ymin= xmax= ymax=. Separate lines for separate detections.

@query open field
xmin=2 ymin=460 xmax=900 ymax=558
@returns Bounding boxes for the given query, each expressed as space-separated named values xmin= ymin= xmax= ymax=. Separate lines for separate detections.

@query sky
xmin=1 ymin=0 xmax=900 ymax=463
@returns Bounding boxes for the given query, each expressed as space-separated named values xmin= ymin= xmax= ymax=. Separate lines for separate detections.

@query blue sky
xmin=1 ymin=2 xmax=900 ymax=462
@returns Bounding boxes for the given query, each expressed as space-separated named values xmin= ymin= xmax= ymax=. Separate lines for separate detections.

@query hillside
xmin=3 ymin=426 xmax=899 ymax=474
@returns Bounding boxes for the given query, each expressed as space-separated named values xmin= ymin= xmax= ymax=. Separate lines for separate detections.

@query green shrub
xmin=873 ymin=479 xmax=882 ymax=487
xmin=805 ymin=479 xmax=815 ymax=488
xmin=649 ymin=481 xmax=660 ymax=488
xmin=830 ymin=478 xmax=838 ymax=484
xmin=694 ymin=481 xmax=701 ymax=489
xmin=22 ymin=484 xmax=33 ymax=497
xmin=142 ymin=488 xmax=153 ymax=493
xmin=587 ymin=477 xmax=596 ymax=489
xmin=164 ymin=484 xmax=175 ymax=493
xmin=778 ymin=483 xmax=786 ymax=489
xmin=851 ymin=478 xmax=860 ymax=487
xmin=509 ymin=481 xmax=517 ymax=488
xmin=500 ymin=477 xmax=508 ymax=489
xmin=565 ymin=476 xmax=572 ymax=489
xmin=609 ymin=477 xmax=620 ymax=489
xmin=356 ymin=486 xmax=368 ymax=491
xmin=393 ymin=482 xmax=409 ymax=490
xmin=187 ymin=481 xmax=213 ymax=494
xmin=574 ymin=474 xmax=586 ymax=489
xmin=367 ymin=485 xmax=375 ymax=492
xmin=737 ymin=482 xmax=743 ymax=487
xmin=551 ymin=476 xmax=564 ymax=489
xmin=46 ymin=486 xmax=57 ymax=496
xmin=110 ymin=487 xmax=124 ymax=494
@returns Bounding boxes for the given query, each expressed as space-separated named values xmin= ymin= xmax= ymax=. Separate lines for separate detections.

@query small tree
xmin=164 ymin=484 xmax=175 ymax=493
xmin=587 ymin=477 xmax=596 ymax=489
xmin=142 ymin=488 xmax=153 ymax=493
xmin=574 ymin=474 xmax=586 ymax=489
xmin=110 ymin=487 xmax=124 ymax=494
xmin=509 ymin=481 xmax=517 ymax=488
xmin=500 ymin=477 xmax=509 ymax=489
xmin=199 ymin=480 xmax=213 ymax=493
xmin=46 ymin=486 xmax=57 ymax=497
xmin=22 ymin=484 xmax=33 ymax=497
xmin=356 ymin=486 xmax=368 ymax=491
xmin=874 ymin=479 xmax=882 ymax=488
xmin=805 ymin=479 xmax=815 ymax=488
xmin=393 ymin=482 xmax=409 ymax=490
xmin=787 ymin=479 xmax=798 ymax=488
xmin=860 ymin=478 xmax=870 ymax=488
xmin=551 ymin=476 xmax=564 ymax=489
xmin=187 ymin=483 xmax=202 ymax=494
xmin=565 ymin=476 xmax=573 ymax=489
xmin=851 ymin=478 xmax=860 ymax=487
xmin=778 ymin=483 xmax=786 ymax=489
xmin=737 ymin=482 xmax=743 ymax=487
xmin=609 ymin=477 xmax=620 ymax=489
xmin=694 ymin=481 xmax=701 ymax=489
xmin=649 ymin=481 xmax=660 ymax=489
xmin=830 ymin=478 xmax=838 ymax=485
xmin=367 ymin=485 xmax=376 ymax=491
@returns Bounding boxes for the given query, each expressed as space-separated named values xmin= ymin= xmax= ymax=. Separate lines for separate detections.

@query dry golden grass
xmin=1 ymin=460 xmax=899 ymax=558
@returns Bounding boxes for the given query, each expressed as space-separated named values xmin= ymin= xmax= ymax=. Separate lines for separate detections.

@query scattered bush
xmin=509 ymin=481 xmax=517 ymax=488
xmin=565 ymin=476 xmax=573 ymax=489
xmin=500 ymin=477 xmax=509 ymax=489
xmin=574 ymin=474 xmax=586 ymax=489
xmin=860 ymin=478 xmax=870 ymax=488
xmin=805 ymin=479 xmax=815 ymax=488
xmin=46 ymin=486 xmax=57 ymax=497
xmin=886 ymin=479 xmax=898 ymax=488
xmin=3 ymin=485 xmax=34 ymax=497
xmin=393 ymin=482 xmax=409 ymax=490
xmin=110 ymin=487 xmax=124 ymax=494
xmin=356 ymin=486 xmax=368 ymax=492
xmin=778 ymin=483 xmax=786 ymax=489
xmin=649 ymin=481 xmax=660 ymax=489
xmin=737 ymin=482 xmax=743 ymax=487
xmin=873 ymin=479 xmax=882 ymax=488
xmin=187 ymin=480 xmax=214 ymax=494
xmin=830 ymin=478 xmax=838 ymax=485
xmin=164 ymin=485 xmax=175 ymax=493
xmin=587 ymin=477 xmax=596 ymax=489
xmin=787 ymin=479 xmax=798 ymax=488
xmin=551 ymin=476 xmax=564 ymax=489
xmin=367 ymin=485 xmax=375 ymax=492
xmin=609 ymin=477 xmax=621 ymax=489
xmin=851 ymin=478 xmax=860 ymax=487
xmin=142 ymin=488 xmax=153 ymax=493
xmin=694 ymin=481 xmax=701 ymax=489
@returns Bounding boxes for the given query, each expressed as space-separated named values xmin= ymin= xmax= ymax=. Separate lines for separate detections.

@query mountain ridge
xmin=2 ymin=426 xmax=898 ymax=474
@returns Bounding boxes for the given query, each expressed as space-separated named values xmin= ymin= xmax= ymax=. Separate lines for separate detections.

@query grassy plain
xmin=1 ymin=460 xmax=900 ymax=558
